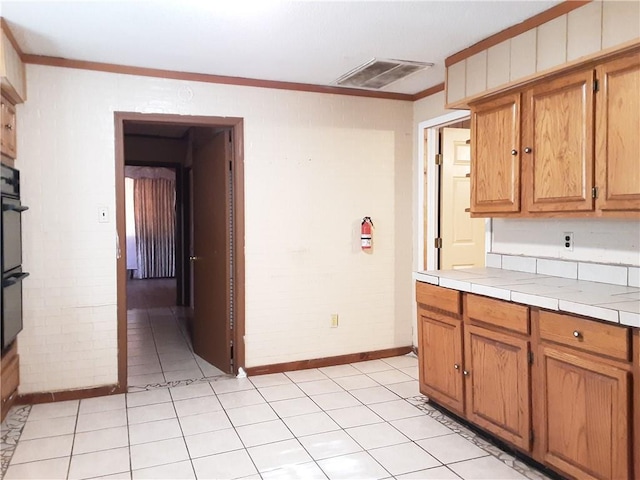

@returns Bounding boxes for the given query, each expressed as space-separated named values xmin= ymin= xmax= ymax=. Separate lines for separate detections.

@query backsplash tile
xmin=501 ymin=255 xmax=536 ymax=273
xmin=578 ymin=262 xmax=628 ymax=286
xmin=485 ymin=253 xmax=502 ymax=269
xmin=537 ymin=258 xmax=578 ymax=279
xmin=487 ymin=253 xmax=637 ymax=287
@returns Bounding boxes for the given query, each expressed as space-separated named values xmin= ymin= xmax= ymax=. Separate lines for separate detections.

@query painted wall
xmin=16 ymin=64 xmax=414 ymax=394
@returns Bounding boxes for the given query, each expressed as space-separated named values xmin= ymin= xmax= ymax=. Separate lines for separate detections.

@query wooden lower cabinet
xmin=536 ymin=345 xmax=630 ymax=480
xmin=416 ymin=281 xmax=637 ymax=480
xmin=418 ymin=309 xmax=465 ymax=414
xmin=1 ymin=342 xmax=20 ymax=422
xmin=464 ymin=325 xmax=531 ymax=451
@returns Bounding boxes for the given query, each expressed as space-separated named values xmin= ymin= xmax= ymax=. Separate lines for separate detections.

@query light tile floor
xmin=1 ymin=305 xmax=553 ymax=480
xmin=127 ymin=306 xmax=226 ymax=389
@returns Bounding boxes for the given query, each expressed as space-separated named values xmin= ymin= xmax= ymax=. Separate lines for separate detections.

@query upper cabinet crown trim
xmin=445 ymin=1 xmax=589 ymax=67
xmin=445 ymin=1 xmax=640 ymax=108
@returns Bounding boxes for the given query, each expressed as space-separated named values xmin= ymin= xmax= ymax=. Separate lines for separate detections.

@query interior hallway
xmin=126 ymin=279 xmax=225 ymax=389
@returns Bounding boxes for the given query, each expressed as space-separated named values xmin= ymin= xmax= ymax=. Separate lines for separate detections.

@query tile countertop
xmin=414 ymin=267 xmax=640 ymax=328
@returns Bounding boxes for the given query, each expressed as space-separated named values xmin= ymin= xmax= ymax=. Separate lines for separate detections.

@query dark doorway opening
xmin=115 ymin=113 xmax=245 ymax=391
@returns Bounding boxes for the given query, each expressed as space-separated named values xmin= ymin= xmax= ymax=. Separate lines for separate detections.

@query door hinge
xmin=528 ymin=351 xmax=534 ymax=364
xmin=435 ymin=153 xmax=443 ymax=166
xmin=434 ymin=237 xmax=442 ymax=249
xmin=593 ymin=79 xmax=599 ymax=92
xmin=592 ymin=186 xmax=599 ymax=199
xmin=530 ymin=430 xmax=534 ymax=445
xmin=228 ymin=130 xmax=232 ymax=142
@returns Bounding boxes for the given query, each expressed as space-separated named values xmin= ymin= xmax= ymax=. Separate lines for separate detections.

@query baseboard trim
xmin=245 ymin=346 xmax=413 ymax=376
xmin=18 ymin=384 xmax=125 ymax=405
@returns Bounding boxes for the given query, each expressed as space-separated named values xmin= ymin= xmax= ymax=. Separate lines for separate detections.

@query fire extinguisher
xmin=361 ymin=217 xmax=374 ymax=250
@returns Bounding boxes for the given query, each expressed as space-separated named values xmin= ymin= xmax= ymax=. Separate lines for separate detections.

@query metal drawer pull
xmin=524 ymin=147 xmax=532 ymax=153
xmin=573 ymin=330 xmax=582 ymax=339
xmin=463 ymin=370 xmax=470 ymax=376
xmin=511 ymin=149 xmax=517 ymax=156
xmin=454 ymin=364 xmax=460 ymax=370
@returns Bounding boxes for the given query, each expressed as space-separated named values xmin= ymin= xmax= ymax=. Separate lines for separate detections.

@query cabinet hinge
xmin=592 ymin=186 xmax=599 ymax=199
xmin=435 ymin=154 xmax=443 ymax=166
xmin=593 ymin=79 xmax=599 ymax=92
xmin=434 ymin=237 xmax=442 ymax=249
xmin=528 ymin=351 xmax=534 ymax=364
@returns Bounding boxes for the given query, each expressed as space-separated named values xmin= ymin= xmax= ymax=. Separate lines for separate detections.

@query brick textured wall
xmin=16 ymin=64 xmax=414 ymax=394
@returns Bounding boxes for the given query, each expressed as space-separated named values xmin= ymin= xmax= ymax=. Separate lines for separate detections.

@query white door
xmin=440 ymin=127 xmax=485 ymax=269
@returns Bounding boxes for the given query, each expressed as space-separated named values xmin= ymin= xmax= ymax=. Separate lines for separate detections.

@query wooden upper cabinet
xmin=523 ymin=69 xmax=595 ymax=212
xmin=464 ymin=324 xmax=531 ymax=451
xmin=0 ymin=97 xmax=16 ymax=159
xmin=595 ymin=53 xmax=640 ymax=212
xmin=537 ymin=345 xmax=630 ymax=480
xmin=470 ymin=93 xmax=521 ymax=214
xmin=418 ymin=310 xmax=465 ymax=415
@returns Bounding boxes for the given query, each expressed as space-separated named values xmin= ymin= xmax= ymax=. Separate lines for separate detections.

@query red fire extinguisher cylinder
xmin=361 ymin=217 xmax=373 ymax=250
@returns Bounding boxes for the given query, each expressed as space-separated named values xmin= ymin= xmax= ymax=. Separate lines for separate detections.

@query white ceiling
xmin=1 ymin=0 xmax=560 ymax=95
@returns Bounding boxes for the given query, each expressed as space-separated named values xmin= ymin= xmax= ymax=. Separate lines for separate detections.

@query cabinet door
xmin=470 ymin=93 xmax=521 ymax=214
xmin=464 ymin=325 xmax=531 ymax=451
xmin=524 ymin=70 xmax=595 ymax=212
xmin=537 ymin=345 xmax=630 ymax=480
xmin=0 ymin=99 xmax=16 ymax=159
xmin=595 ymin=53 xmax=640 ymax=212
xmin=418 ymin=311 xmax=464 ymax=414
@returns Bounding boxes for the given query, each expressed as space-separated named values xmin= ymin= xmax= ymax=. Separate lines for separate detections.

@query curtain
xmin=133 ymin=177 xmax=176 ymax=279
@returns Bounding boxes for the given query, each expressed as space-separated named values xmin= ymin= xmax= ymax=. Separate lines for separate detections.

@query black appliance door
xmin=1 ymin=197 xmax=27 ymax=273
xmin=2 ymin=267 xmax=28 ymax=351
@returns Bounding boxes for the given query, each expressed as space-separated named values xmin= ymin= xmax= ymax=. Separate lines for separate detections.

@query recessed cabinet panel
xmin=471 ymin=93 xmax=521 ymax=214
xmin=596 ymin=53 xmax=640 ymax=212
xmin=418 ymin=312 xmax=465 ymax=414
xmin=525 ymin=70 xmax=595 ymax=212
xmin=539 ymin=346 xmax=629 ymax=480
xmin=0 ymin=98 xmax=16 ymax=159
xmin=464 ymin=325 xmax=531 ymax=451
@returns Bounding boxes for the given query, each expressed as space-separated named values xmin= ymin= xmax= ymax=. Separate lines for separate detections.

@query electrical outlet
xmin=330 ymin=314 xmax=339 ymax=328
xmin=563 ymin=232 xmax=574 ymax=251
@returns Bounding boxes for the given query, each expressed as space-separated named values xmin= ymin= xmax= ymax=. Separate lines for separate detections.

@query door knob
xmin=463 ymin=370 xmax=470 ymax=376
xmin=511 ymin=149 xmax=518 ymax=156
xmin=524 ymin=147 xmax=532 ymax=153
xmin=454 ymin=364 xmax=460 ymax=370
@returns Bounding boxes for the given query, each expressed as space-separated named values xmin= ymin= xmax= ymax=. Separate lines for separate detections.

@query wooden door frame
xmin=115 ymin=112 xmax=245 ymax=390
xmin=416 ymin=110 xmax=483 ymax=271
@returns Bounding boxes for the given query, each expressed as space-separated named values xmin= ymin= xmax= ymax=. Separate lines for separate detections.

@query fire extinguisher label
xmin=361 ymin=235 xmax=372 ymax=248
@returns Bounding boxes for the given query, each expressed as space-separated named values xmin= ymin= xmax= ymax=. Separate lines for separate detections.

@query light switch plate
xmin=98 ymin=207 xmax=109 ymax=223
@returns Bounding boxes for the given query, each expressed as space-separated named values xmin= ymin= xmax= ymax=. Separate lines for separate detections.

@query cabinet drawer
xmin=416 ymin=282 xmax=461 ymax=315
xmin=466 ymin=294 xmax=529 ymax=334
xmin=538 ymin=310 xmax=630 ymax=361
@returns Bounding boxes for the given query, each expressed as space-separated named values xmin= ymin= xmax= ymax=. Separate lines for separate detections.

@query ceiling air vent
xmin=334 ymin=58 xmax=433 ymax=90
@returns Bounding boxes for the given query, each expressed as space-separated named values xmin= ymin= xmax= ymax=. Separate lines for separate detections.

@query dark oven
xmin=1 ymin=164 xmax=29 ymax=353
